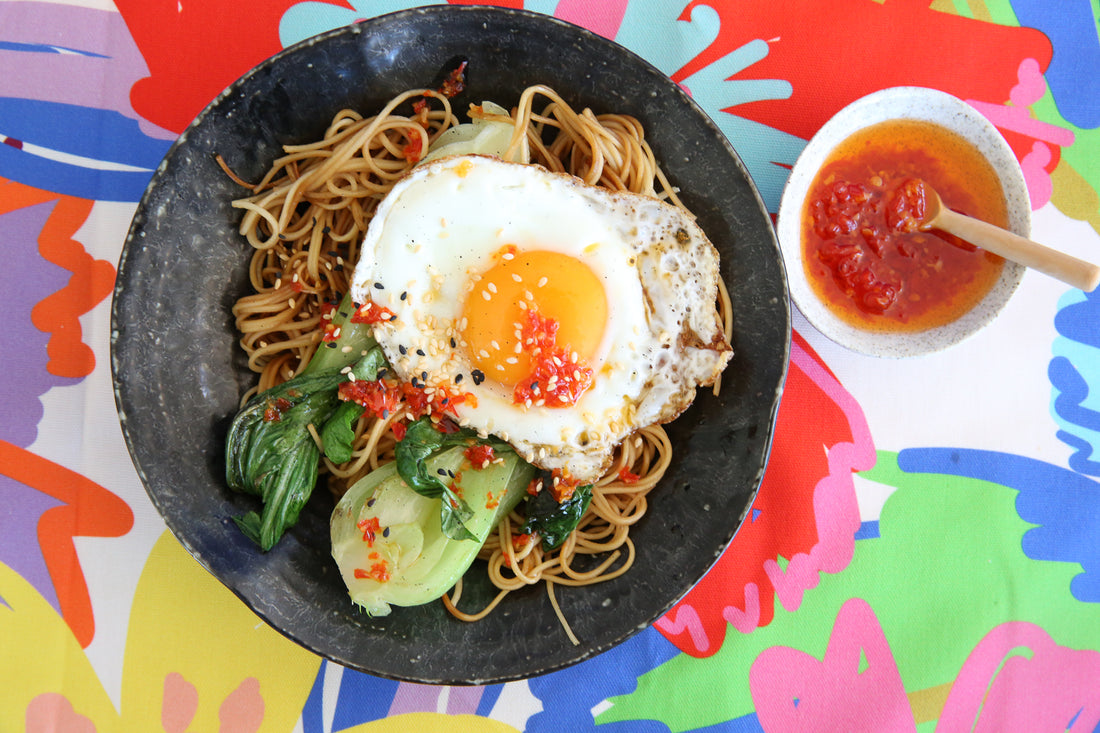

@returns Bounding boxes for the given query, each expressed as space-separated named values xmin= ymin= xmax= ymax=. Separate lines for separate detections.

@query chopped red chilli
xmin=403 ymin=128 xmax=423 ymax=163
xmin=357 ymin=516 xmax=382 ymax=546
xmin=618 ymin=467 xmax=641 ymax=484
xmin=262 ymin=397 xmax=293 ymax=422
xmin=512 ymin=309 xmax=593 ymax=408
xmin=350 ymin=299 xmax=396 ymax=325
xmin=463 ymin=444 xmax=495 ymax=469
xmin=353 ymin=561 xmax=391 ymax=583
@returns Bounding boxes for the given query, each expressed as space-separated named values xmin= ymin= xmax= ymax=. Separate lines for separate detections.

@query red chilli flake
xmin=549 ymin=469 xmax=581 ymax=502
xmin=512 ymin=309 xmax=593 ymax=408
xmin=357 ymin=516 xmax=382 ymax=546
xmin=353 ymin=562 xmax=391 ymax=583
xmin=618 ymin=467 xmax=641 ymax=484
xmin=320 ymin=301 xmax=340 ymax=342
xmin=512 ymin=533 xmax=533 ymax=552
xmin=338 ymin=379 xmax=403 ymax=420
xmin=403 ymin=128 xmax=423 ymax=163
xmin=439 ymin=61 xmax=467 ymax=98
xmin=464 ymin=444 xmax=495 ymax=468
xmin=391 ymin=421 xmax=407 ymax=442
xmin=262 ymin=397 xmax=293 ymax=422
xmin=350 ymin=299 xmax=396 ymax=325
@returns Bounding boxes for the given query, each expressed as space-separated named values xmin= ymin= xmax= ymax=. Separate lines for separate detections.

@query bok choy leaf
xmin=225 ymin=304 xmax=384 ymax=551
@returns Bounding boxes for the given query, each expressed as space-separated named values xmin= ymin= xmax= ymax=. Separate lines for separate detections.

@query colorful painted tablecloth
xmin=5 ymin=1 xmax=1100 ymax=730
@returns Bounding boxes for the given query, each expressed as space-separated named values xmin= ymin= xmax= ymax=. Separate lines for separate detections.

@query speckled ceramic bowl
xmin=776 ymin=86 xmax=1030 ymax=358
xmin=112 ymin=6 xmax=789 ymax=685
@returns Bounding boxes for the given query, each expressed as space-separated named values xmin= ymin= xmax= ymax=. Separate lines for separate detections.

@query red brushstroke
xmin=1 ymin=440 xmax=134 ymax=648
xmin=675 ymin=0 xmax=1053 ymax=142
xmin=657 ymin=332 xmax=870 ymax=656
xmin=115 ymin=0 xmax=343 ymax=134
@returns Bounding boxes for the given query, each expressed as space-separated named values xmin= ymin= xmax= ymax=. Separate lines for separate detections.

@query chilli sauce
xmin=802 ymin=119 xmax=1008 ymax=332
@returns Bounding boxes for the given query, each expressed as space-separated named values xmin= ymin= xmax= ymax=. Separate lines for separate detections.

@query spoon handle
xmin=936 ymin=208 xmax=1100 ymax=292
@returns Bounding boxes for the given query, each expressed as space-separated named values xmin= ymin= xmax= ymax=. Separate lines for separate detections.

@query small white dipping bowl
xmin=776 ymin=86 xmax=1030 ymax=358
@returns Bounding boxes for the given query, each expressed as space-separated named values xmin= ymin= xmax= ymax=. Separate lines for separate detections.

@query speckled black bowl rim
xmin=111 ymin=5 xmax=790 ymax=685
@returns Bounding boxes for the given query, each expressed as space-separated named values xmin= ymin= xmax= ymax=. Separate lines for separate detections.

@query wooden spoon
xmin=920 ymin=183 xmax=1100 ymax=292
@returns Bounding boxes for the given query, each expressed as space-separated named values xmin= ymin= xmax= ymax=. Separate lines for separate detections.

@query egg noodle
xmin=224 ymin=84 xmax=732 ymax=640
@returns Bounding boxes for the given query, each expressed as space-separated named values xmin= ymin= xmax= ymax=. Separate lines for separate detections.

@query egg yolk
xmin=461 ymin=249 xmax=608 ymax=389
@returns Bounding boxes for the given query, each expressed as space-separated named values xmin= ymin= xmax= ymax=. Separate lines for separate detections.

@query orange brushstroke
xmin=1 ymin=178 xmax=116 ymax=379
xmin=1 ymin=439 xmax=134 ymax=648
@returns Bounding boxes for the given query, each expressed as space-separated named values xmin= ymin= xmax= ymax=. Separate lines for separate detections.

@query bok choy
xmin=331 ymin=442 xmax=535 ymax=616
xmin=225 ymin=294 xmax=379 ymax=551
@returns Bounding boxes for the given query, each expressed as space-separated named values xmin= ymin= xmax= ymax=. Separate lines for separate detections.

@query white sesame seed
xmin=491 ymin=340 xmax=501 ymax=351
xmin=288 ymin=298 xmax=296 ymax=308
xmin=517 ymin=300 xmax=528 ymax=310
xmin=481 ymin=290 xmax=492 ymax=301
xmin=505 ymin=356 xmax=518 ymax=364
xmin=537 ymin=276 xmax=548 ymax=287
xmin=502 ymin=251 xmax=514 ymax=260
xmin=340 ymin=366 xmax=351 ymax=374
xmin=487 ymin=282 xmax=498 ymax=294
xmin=274 ymin=277 xmax=282 ymax=289
xmin=341 ymin=345 xmax=353 ymax=353
xmin=513 ymin=343 xmax=523 ymax=354
xmin=524 ymin=290 xmax=534 ymax=300
xmin=511 ymin=273 xmax=523 ymax=283
xmin=495 ymin=364 xmax=505 ymax=371
xmin=479 ymin=349 xmax=490 ymax=358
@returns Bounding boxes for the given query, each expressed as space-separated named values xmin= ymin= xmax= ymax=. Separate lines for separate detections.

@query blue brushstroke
xmin=526 ymin=626 xmax=680 ymax=732
xmin=0 ymin=98 xmax=169 ymax=201
xmin=1010 ymin=0 xmax=1100 ymax=129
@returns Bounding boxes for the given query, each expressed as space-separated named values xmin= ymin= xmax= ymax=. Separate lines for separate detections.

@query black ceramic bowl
xmin=111 ymin=5 xmax=789 ymax=684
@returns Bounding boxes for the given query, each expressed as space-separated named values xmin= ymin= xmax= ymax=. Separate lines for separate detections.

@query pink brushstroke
xmin=554 ymin=0 xmax=629 ymax=40
xmin=751 ymin=598 xmax=915 ymax=732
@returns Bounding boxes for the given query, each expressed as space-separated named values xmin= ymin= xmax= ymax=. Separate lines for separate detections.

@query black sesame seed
xmin=471 ymin=369 xmax=485 ymax=385
xmin=450 ymin=337 xmax=457 ymax=348
xmin=455 ymin=373 xmax=464 ymax=384
xmin=335 ymin=264 xmax=344 ymax=271
xmin=382 ymin=527 xmax=390 ymax=537
xmin=399 ymin=345 xmax=407 ymax=355
xmin=373 ymin=282 xmax=384 ymax=290
xmin=416 ymin=349 xmax=425 ymax=356
xmin=325 ymin=342 xmax=337 ymax=349
xmin=323 ymin=226 xmax=331 ymax=234
xmin=447 ymin=470 xmax=455 ymax=478
xmin=389 ymin=315 xmax=398 ymax=322
xmin=421 ymin=371 xmax=428 ymax=381
xmin=400 ymin=291 xmax=408 ymax=301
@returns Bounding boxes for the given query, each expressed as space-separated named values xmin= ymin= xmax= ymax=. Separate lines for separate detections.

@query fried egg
xmin=349 ymin=154 xmax=731 ymax=482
